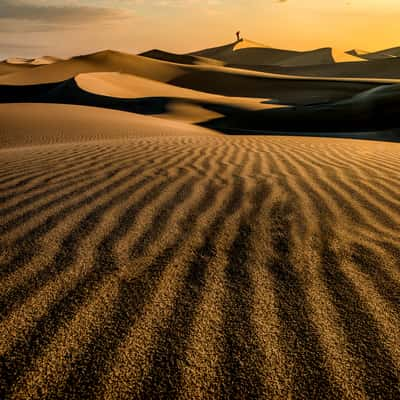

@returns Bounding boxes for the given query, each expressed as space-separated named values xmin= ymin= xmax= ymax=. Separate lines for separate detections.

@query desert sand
xmin=347 ymin=46 xmax=400 ymax=61
xmin=1 ymin=39 xmax=400 ymax=400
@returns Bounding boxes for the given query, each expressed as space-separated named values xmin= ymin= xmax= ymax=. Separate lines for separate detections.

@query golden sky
xmin=1 ymin=0 xmax=399 ymax=58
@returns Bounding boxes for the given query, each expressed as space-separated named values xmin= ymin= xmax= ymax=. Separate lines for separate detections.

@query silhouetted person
xmin=236 ymin=31 xmax=241 ymax=42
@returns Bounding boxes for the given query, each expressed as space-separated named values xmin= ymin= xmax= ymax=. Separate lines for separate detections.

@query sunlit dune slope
xmin=75 ymin=72 xmax=272 ymax=108
xmin=5 ymin=56 xmax=61 ymax=66
xmin=0 ymin=103 xmax=215 ymax=148
xmin=0 ymin=50 xmax=186 ymax=86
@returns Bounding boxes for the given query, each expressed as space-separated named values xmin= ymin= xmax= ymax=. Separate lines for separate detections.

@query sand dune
xmin=30 ymin=56 xmax=62 ymax=66
xmin=1 ymin=47 xmax=395 ymax=109
xmin=240 ymin=57 xmax=400 ymax=79
xmin=347 ymin=46 xmax=400 ymax=60
xmin=190 ymin=39 xmax=336 ymax=66
xmin=0 ymin=50 xmax=186 ymax=86
xmin=0 ymin=103 xmax=215 ymax=148
xmin=75 ymin=72 xmax=268 ymax=109
xmin=331 ymin=49 xmax=365 ymax=63
xmin=5 ymin=56 xmax=61 ymax=66
xmin=4 ymin=58 xmax=33 ymax=65
xmin=1 ymin=50 xmax=399 ymax=134
xmin=201 ymin=82 xmax=400 ymax=135
xmin=0 ymin=63 xmax=391 ymax=112
xmin=0 ymin=61 xmax=36 ymax=76
xmin=1 ymin=135 xmax=399 ymax=399
xmin=1 ymin=39 xmax=400 ymax=399
xmin=139 ymin=49 xmax=224 ymax=66
xmin=74 ymin=72 xmax=273 ymax=122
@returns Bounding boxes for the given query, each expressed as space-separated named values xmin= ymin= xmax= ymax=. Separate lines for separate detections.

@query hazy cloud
xmin=0 ymin=0 xmax=133 ymax=24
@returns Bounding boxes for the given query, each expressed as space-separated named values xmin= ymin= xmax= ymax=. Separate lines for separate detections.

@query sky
xmin=1 ymin=0 xmax=400 ymax=58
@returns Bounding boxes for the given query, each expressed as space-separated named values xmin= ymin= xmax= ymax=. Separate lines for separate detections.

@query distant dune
xmin=1 ymin=39 xmax=400 ymax=400
xmin=0 ymin=50 xmax=186 ymax=86
xmin=347 ymin=46 xmax=400 ymax=60
xmin=0 ymin=48 xmax=392 ymax=111
xmin=0 ymin=61 xmax=36 ymax=76
xmin=190 ymin=39 xmax=336 ymax=66
xmin=139 ymin=49 xmax=224 ymax=66
xmin=239 ymin=57 xmax=400 ymax=79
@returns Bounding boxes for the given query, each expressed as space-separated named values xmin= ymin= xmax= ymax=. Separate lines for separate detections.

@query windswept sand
xmin=1 ymin=40 xmax=400 ymax=399
xmin=1 ymin=133 xmax=399 ymax=399
xmin=0 ymin=103 xmax=216 ymax=148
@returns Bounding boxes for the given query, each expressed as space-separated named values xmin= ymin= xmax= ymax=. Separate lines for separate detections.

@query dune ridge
xmin=347 ymin=46 xmax=400 ymax=61
xmin=190 ymin=39 xmax=337 ymax=66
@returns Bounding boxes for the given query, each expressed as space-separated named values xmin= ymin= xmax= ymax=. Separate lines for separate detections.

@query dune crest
xmin=191 ymin=40 xmax=336 ymax=66
xmin=347 ymin=46 xmax=400 ymax=60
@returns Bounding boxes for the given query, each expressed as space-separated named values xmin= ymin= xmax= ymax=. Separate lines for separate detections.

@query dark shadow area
xmin=140 ymin=49 xmax=204 ymax=65
xmin=227 ymin=57 xmax=400 ymax=79
xmin=169 ymin=70 xmax=379 ymax=103
xmin=199 ymin=100 xmax=400 ymax=141
xmin=0 ymin=79 xmax=245 ymax=117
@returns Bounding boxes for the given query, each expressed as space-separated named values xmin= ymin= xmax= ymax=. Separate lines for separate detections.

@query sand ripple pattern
xmin=0 ymin=136 xmax=399 ymax=399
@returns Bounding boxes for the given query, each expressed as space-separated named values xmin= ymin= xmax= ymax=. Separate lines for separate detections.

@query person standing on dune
xmin=236 ymin=31 xmax=241 ymax=41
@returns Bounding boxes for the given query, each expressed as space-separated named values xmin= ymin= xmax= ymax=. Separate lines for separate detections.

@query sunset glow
xmin=1 ymin=0 xmax=399 ymax=58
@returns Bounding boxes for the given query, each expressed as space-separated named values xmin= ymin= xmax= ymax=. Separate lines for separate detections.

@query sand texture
xmin=1 ymin=39 xmax=400 ymax=399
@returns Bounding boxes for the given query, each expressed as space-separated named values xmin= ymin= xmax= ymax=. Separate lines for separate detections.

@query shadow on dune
xmin=227 ymin=57 xmax=400 ymax=79
xmin=0 ymin=78 xmax=246 ymax=117
xmin=169 ymin=70 xmax=380 ymax=104
xmin=199 ymin=85 xmax=400 ymax=141
xmin=188 ymin=40 xmax=335 ymax=66
xmin=1 ymin=77 xmax=400 ymax=141
xmin=0 ymin=68 xmax=386 ymax=106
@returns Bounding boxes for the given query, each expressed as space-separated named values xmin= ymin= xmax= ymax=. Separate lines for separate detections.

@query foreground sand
xmin=1 ymin=129 xmax=399 ymax=399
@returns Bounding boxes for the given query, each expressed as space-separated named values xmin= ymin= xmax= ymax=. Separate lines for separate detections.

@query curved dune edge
xmin=233 ymin=39 xmax=270 ymax=51
xmin=1 ymin=48 xmax=397 ymax=91
xmin=191 ymin=41 xmax=336 ymax=67
xmin=331 ymin=48 xmax=365 ymax=63
xmin=0 ymin=103 xmax=216 ymax=148
xmin=139 ymin=49 xmax=224 ymax=66
xmin=347 ymin=46 xmax=400 ymax=60
xmin=0 ymin=50 xmax=187 ymax=86
xmin=4 ymin=56 xmax=61 ymax=66
xmin=74 ymin=72 xmax=272 ymax=110
xmin=0 ymin=136 xmax=399 ymax=399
